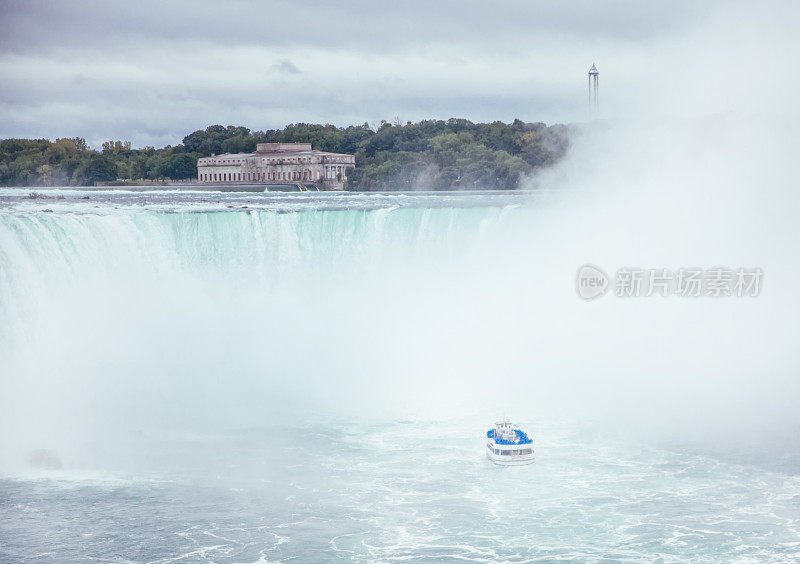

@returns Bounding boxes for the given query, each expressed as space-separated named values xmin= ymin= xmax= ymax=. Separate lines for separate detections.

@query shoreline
xmin=0 ymin=185 xmax=531 ymax=194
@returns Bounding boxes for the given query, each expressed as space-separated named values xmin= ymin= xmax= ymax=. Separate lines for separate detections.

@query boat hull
xmin=486 ymin=442 xmax=534 ymax=466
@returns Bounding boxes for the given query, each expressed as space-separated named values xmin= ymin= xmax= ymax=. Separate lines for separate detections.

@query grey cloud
xmin=273 ymin=59 xmax=301 ymax=75
xmin=0 ymin=0 xmax=771 ymax=148
xmin=0 ymin=0 xmax=719 ymax=56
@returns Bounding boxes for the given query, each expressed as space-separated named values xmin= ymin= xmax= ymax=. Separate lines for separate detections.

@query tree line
xmin=0 ymin=119 xmax=572 ymax=190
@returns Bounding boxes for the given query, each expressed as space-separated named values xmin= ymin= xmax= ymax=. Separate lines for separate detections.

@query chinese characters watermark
xmin=576 ymin=265 xmax=762 ymax=300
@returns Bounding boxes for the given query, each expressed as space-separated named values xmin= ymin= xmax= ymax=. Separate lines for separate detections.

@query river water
xmin=0 ymin=188 xmax=798 ymax=562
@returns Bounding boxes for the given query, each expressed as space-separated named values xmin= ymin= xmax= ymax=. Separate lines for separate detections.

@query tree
xmin=0 ymin=119 xmax=571 ymax=189
xmin=221 ymin=135 xmax=256 ymax=154
xmin=158 ymin=153 xmax=196 ymax=179
xmin=101 ymin=140 xmax=132 ymax=154
xmin=37 ymin=164 xmax=53 ymax=186
xmin=72 ymin=154 xmax=118 ymax=185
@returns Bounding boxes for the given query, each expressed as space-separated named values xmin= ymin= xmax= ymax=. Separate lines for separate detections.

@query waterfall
xmin=0 ymin=205 xmax=523 ymax=466
xmin=0 ymin=207 xmax=515 ymax=341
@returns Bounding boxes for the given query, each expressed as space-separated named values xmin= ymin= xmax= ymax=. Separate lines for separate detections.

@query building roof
xmin=199 ymin=149 xmax=353 ymax=161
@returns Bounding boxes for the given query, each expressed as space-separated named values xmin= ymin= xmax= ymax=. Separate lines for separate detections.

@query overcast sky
xmin=0 ymin=0 xmax=791 ymax=148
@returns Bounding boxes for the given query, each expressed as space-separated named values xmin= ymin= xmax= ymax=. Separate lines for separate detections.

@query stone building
xmin=197 ymin=143 xmax=355 ymax=190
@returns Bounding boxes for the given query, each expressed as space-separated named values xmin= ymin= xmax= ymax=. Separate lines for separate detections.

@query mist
xmin=5 ymin=1 xmax=800 ymax=560
xmin=1 ymin=0 xmax=798 ymax=475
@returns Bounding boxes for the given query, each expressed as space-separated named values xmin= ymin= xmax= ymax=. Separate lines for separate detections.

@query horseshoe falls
xmin=1 ymin=189 xmax=799 ymax=562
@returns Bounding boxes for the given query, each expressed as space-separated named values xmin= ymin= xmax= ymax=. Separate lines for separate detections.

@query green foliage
xmin=0 ymin=119 xmax=571 ymax=189
xmin=71 ymin=154 xmax=118 ymax=185
xmin=101 ymin=140 xmax=132 ymax=154
xmin=157 ymin=153 xmax=197 ymax=179
xmin=337 ymin=118 xmax=571 ymax=190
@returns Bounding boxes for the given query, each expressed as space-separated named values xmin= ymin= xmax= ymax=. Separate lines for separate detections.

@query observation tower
xmin=588 ymin=63 xmax=599 ymax=116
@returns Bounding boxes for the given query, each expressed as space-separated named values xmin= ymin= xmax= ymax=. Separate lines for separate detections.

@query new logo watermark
xmin=576 ymin=264 xmax=609 ymax=300
xmin=576 ymin=265 xmax=763 ymax=300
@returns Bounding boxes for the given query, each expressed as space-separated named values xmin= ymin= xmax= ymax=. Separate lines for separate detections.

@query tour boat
xmin=486 ymin=419 xmax=534 ymax=466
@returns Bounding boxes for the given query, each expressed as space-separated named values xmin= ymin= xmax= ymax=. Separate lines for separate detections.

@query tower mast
xmin=588 ymin=64 xmax=599 ymax=117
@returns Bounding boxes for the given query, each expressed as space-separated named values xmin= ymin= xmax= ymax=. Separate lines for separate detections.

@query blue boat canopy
xmin=487 ymin=428 xmax=533 ymax=445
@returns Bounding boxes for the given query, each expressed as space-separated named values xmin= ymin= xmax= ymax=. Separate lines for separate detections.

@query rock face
xmin=26 ymin=449 xmax=63 ymax=470
xmin=27 ymin=192 xmax=64 ymax=200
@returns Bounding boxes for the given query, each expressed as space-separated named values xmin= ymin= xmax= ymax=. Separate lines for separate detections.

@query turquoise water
xmin=0 ymin=189 xmax=798 ymax=562
xmin=2 ymin=418 xmax=799 ymax=562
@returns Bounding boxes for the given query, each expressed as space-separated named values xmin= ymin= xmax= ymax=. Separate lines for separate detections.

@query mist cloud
xmin=1 ymin=0 xmax=800 ymax=472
